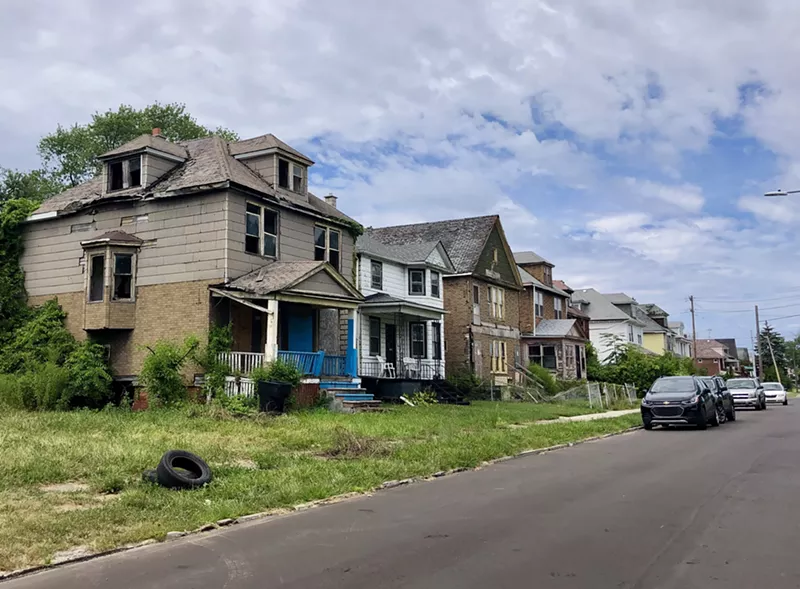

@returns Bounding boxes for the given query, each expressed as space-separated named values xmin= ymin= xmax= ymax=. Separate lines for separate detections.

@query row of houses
xmin=20 ymin=129 xmax=697 ymax=398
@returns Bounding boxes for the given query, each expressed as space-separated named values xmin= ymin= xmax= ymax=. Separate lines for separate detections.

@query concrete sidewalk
xmin=533 ymin=407 xmax=639 ymax=425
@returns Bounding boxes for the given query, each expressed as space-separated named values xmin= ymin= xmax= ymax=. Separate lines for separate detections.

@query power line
xmin=761 ymin=313 xmax=800 ymax=323
xmin=695 ymin=302 xmax=800 ymax=314
xmin=700 ymin=290 xmax=800 ymax=304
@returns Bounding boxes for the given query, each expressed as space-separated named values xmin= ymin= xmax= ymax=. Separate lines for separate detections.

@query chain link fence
xmin=551 ymin=381 xmax=638 ymax=409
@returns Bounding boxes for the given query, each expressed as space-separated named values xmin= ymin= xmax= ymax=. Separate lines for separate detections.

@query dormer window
xmin=278 ymin=158 xmax=305 ymax=193
xmin=108 ymin=156 xmax=142 ymax=192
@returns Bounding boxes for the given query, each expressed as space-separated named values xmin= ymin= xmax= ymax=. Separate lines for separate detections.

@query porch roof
xmin=521 ymin=319 xmax=584 ymax=340
xmin=361 ymin=293 xmax=445 ymax=320
xmin=215 ymin=261 xmax=363 ymax=307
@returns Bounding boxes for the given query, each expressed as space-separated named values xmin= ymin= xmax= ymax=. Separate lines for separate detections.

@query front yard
xmin=0 ymin=402 xmax=640 ymax=571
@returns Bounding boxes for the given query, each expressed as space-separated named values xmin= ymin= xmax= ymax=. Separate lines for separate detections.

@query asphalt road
xmin=7 ymin=403 xmax=800 ymax=589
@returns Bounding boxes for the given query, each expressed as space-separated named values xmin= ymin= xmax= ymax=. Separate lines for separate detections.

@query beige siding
xmin=290 ymin=272 xmax=350 ymax=296
xmin=22 ymin=192 xmax=228 ymax=297
xmin=240 ymin=154 xmax=277 ymax=187
xmin=143 ymin=153 xmax=178 ymax=186
xmin=226 ymin=192 xmax=355 ymax=285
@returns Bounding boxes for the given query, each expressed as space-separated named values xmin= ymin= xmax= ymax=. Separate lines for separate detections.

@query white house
xmin=355 ymin=232 xmax=455 ymax=380
xmin=571 ymin=288 xmax=646 ymax=363
xmin=668 ymin=321 xmax=693 ymax=358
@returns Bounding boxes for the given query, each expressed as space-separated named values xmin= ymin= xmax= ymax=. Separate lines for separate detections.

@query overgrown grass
xmin=0 ymin=402 xmax=640 ymax=570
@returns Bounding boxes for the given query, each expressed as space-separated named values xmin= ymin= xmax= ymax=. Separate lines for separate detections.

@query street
xmin=6 ymin=404 xmax=800 ymax=589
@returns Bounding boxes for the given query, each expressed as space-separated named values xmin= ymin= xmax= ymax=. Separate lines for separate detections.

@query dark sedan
xmin=700 ymin=376 xmax=736 ymax=423
xmin=641 ymin=376 xmax=720 ymax=430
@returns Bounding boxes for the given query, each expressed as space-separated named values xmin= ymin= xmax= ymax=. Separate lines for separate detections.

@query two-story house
xmin=514 ymin=252 xmax=588 ymax=380
xmin=366 ymin=216 xmax=523 ymax=384
xmin=354 ymin=232 xmax=454 ymax=383
xmin=637 ymin=303 xmax=676 ymax=355
xmin=570 ymin=289 xmax=646 ymax=363
xmin=668 ymin=321 xmax=693 ymax=358
xmin=21 ymin=129 xmax=364 ymax=395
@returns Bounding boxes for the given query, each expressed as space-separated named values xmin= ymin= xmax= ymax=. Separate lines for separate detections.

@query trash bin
xmin=257 ymin=381 xmax=293 ymax=413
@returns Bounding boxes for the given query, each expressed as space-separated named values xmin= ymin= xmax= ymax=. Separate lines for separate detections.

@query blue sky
xmin=2 ymin=0 xmax=800 ymax=351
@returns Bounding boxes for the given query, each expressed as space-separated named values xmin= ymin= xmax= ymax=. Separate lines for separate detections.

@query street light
xmin=764 ymin=189 xmax=800 ymax=197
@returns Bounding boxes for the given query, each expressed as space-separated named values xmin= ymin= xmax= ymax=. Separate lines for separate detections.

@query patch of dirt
xmin=54 ymin=495 xmax=117 ymax=513
xmin=232 ymin=459 xmax=258 ymax=470
xmin=51 ymin=546 xmax=92 ymax=564
xmin=40 ymin=483 xmax=90 ymax=494
xmin=322 ymin=427 xmax=391 ymax=459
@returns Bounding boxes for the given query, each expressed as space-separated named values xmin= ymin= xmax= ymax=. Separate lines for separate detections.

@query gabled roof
xmin=715 ymin=339 xmax=739 ymax=361
xmin=517 ymin=266 xmax=570 ymax=297
xmin=567 ymin=304 xmax=590 ymax=319
xmin=553 ymin=280 xmax=573 ymax=293
xmin=640 ymin=303 xmax=668 ymax=317
xmin=99 ymin=134 xmax=188 ymax=161
xmin=229 ymin=134 xmax=314 ymax=165
xmin=31 ymin=135 xmax=355 ymax=226
xmin=356 ymin=232 xmax=455 ymax=271
xmin=366 ymin=215 xmax=500 ymax=275
xmin=604 ymin=292 xmax=637 ymax=305
xmin=529 ymin=319 xmax=578 ymax=337
xmin=221 ymin=261 xmax=362 ymax=300
xmin=514 ymin=251 xmax=553 ymax=266
xmin=571 ymin=288 xmax=640 ymax=322
xmin=634 ymin=306 xmax=669 ymax=333
xmin=695 ymin=339 xmax=728 ymax=359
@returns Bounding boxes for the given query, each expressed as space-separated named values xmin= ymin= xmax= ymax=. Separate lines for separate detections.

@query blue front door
xmin=287 ymin=309 xmax=314 ymax=352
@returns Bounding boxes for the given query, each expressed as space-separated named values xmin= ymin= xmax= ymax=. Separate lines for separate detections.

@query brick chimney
xmin=324 ymin=193 xmax=338 ymax=209
xmin=152 ymin=128 xmax=162 ymax=137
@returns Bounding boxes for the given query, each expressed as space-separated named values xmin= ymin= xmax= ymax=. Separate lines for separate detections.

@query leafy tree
xmin=39 ymin=103 xmax=239 ymax=186
xmin=0 ymin=299 xmax=76 ymax=373
xmin=0 ymin=169 xmax=62 ymax=206
xmin=61 ymin=341 xmax=113 ymax=409
xmin=0 ymin=198 xmax=39 ymax=340
xmin=758 ymin=323 xmax=789 ymax=383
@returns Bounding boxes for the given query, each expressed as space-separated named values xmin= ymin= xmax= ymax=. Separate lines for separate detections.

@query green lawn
xmin=0 ymin=402 xmax=640 ymax=571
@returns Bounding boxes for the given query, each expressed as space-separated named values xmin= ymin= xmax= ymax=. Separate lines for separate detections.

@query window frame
xmin=535 ymin=290 xmax=544 ymax=318
xmin=278 ymin=158 xmax=290 ymax=190
xmin=430 ymin=270 xmax=440 ymax=298
xmin=489 ymin=286 xmax=505 ymax=319
xmin=314 ymin=226 xmax=341 ymax=271
xmin=491 ymin=340 xmax=508 ymax=373
xmin=369 ymin=316 xmax=381 ymax=356
xmin=529 ymin=344 xmax=557 ymax=370
xmin=88 ymin=253 xmax=106 ymax=302
xmin=291 ymin=163 xmax=304 ymax=193
xmin=245 ymin=201 xmax=279 ymax=258
xmin=554 ymin=297 xmax=563 ymax=319
xmin=628 ymin=324 xmax=635 ymax=342
xmin=432 ymin=322 xmax=442 ymax=360
xmin=107 ymin=155 xmax=142 ymax=192
xmin=408 ymin=269 xmax=426 ymax=296
xmin=112 ymin=253 xmax=134 ymax=301
xmin=472 ymin=284 xmax=480 ymax=305
xmin=370 ymin=260 xmax=383 ymax=290
xmin=409 ymin=322 xmax=427 ymax=358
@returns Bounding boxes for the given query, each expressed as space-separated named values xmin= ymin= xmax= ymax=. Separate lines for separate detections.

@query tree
xmin=38 ymin=102 xmax=239 ymax=186
xmin=758 ymin=323 xmax=789 ymax=383
xmin=0 ymin=169 xmax=62 ymax=206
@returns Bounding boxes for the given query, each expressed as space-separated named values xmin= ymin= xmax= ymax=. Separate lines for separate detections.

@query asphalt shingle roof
xmin=531 ymin=319 xmax=577 ymax=337
xmin=604 ymin=292 xmax=637 ymax=305
xmin=356 ymin=232 xmax=452 ymax=269
xmin=100 ymin=134 xmax=189 ymax=160
xmin=695 ymin=339 xmax=728 ymax=359
xmin=640 ymin=303 xmax=668 ymax=317
xmin=514 ymin=251 xmax=552 ymax=265
xmin=572 ymin=288 xmax=637 ymax=322
xmin=224 ymin=261 xmax=325 ymax=296
xmin=517 ymin=266 xmax=570 ymax=297
xmin=229 ymin=134 xmax=314 ymax=164
xmin=366 ymin=216 xmax=498 ymax=274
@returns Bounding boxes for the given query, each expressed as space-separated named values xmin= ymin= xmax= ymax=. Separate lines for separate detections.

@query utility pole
xmin=765 ymin=330 xmax=781 ymax=385
xmin=689 ymin=295 xmax=697 ymax=360
xmin=755 ymin=305 xmax=764 ymax=379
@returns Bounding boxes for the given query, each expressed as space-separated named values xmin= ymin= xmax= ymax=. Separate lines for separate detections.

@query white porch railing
xmin=218 ymin=352 xmax=264 ymax=375
xmin=224 ymin=376 xmax=256 ymax=397
xmin=359 ymin=358 xmax=445 ymax=380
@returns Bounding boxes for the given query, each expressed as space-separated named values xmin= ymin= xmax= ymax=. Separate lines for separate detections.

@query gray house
xmin=22 ymin=129 xmax=363 ymax=393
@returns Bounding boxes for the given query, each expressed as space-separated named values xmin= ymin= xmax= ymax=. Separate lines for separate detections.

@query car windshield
xmin=650 ymin=378 xmax=695 ymax=394
xmin=763 ymin=383 xmax=784 ymax=391
xmin=727 ymin=379 xmax=756 ymax=389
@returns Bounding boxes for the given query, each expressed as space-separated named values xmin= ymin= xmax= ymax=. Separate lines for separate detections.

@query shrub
xmin=139 ymin=338 xmax=198 ymax=407
xmin=250 ymin=359 xmax=303 ymax=388
xmin=193 ymin=324 xmax=232 ymax=401
xmin=0 ymin=299 xmax=76 ymax=373
xmin=0 ymin=374 xmax=23 ymax=409
xmin=61 ymin=342 xmax=113 ymax=409
xmin=447 ymin=368 xmax=489 ymax=399
xmin=408 ymin=389 xmax=438 ymax=406
xmin=528 ymin=362 xmax=559 ymax=395
xmin=215 ymin=392 xmax=258 ymax=417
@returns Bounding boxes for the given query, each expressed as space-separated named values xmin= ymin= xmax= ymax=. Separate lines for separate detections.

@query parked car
xmin=726 ymin=377 xmax=766 ymax=410
xmin=700 ymin=376 xmax=736 ymax=423
xmin=762 ymin=382 xmax=788 ymax=405
xmin=641 ymin=376 xmax=721 ymax=430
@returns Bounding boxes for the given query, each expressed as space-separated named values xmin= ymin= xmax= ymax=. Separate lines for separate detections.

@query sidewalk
xmin=535 ymin=408 xmax=640 ymax=425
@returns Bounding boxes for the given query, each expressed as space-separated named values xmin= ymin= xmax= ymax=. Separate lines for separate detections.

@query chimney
xmin=324 ymin=193 xmax=338 ymax=209
xmin=152 ymin=128 xmax=162 ymax=137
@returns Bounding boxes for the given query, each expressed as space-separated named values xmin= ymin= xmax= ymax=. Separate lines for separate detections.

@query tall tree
xmin=758 ymin=323 xmax=789 ymax=383
xmin=38 ymin=102 xmax=238 ymax=187
xmin=0 ymin=169 xmax=63 ymax=207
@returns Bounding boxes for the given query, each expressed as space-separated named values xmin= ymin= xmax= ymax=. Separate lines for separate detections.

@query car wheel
xmin=697 ymin=407 xmax=708 ymax=430
xmin=755 ymin=400 xmax=762 ymax=411
xmin=643 ymin=420 xmax=653 ymax=430
xmin=762 ymin=398 xmax=768 ymax=410
xmin=711 ymin=407 xmax=721 ymax=427
xmin=727 ymin=405 xmax=736 ymax=422
xmin=783 ymin=398 xmax=789 ymax=406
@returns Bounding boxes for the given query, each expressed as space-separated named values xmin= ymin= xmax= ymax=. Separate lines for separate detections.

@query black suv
xmin=641 ymin=376 xmax=720 ymax=430
xmin=700 ymin=376 xmax=736 ymax=423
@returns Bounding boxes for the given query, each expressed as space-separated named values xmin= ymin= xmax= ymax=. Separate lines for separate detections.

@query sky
xmin=2 ymin=0 xmax=800 ymax=351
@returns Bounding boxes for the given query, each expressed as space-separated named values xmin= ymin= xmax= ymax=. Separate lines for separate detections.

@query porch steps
xmin=341 ymin=400 xmax=383 ymax=413
xmin=320 ymin=380 xmax=362 ymax=390
xmin=326 ymin=387 xmax=382 ymax=413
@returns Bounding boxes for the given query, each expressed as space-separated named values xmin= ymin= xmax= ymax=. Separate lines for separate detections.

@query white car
xmin=763 ymin=382 xmax=788 ymax=405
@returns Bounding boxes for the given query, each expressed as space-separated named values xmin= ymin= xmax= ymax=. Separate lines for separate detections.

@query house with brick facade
xmin=21 ymin=129 xmax=364 ymax=396
xmin=514 ymin=252 xmax=588 ymax=379
xmin=354 ymin=231 xmax=454 ymax=382
xmin=365 ymin=216 xmax=523 ymax=385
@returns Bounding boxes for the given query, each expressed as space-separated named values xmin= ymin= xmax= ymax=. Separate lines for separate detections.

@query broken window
xmin=113 ymin=254 xmax=133 ymax=300
xmin=245 ymin=203 xmax=278 ymax=257
xmin=109 ymin=162 xmax=124 ymax=191
xmin=245 ymin=203 xmax=260 ymax=254
xmin=278 ymin=159 xmax=290 ymax=189
xmin=89 ymin=254 xmax=105 ymax=302
xmin=108 ymin=156 xmax=141 ymax=191
xmin=129 ymin=157 xmax=141 ymax=187
xmin=529 ymin=344 xmax=556 ymax=370
xmin=314 ymin=226 xmax=340 ymax=271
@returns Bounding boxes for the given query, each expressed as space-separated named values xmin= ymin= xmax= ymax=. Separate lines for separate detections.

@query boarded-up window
xmin=89 ymin=255 xmax=105 ymax=302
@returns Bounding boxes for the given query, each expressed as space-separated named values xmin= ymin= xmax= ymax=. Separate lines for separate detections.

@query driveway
xmin=6 ymin=404 xmax=800 ymax=588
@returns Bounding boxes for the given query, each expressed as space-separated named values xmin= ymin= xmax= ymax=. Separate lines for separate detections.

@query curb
xmin=0 ymin=423 xmax=641 ymax=582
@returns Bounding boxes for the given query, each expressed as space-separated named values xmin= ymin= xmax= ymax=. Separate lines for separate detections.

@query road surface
xmin=7 ymin=404 xmax=800 ymax=588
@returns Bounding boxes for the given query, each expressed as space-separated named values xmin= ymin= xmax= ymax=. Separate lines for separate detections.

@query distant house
xmin=571 ymin=289 xmax=646 ymax=363
xmin=668 ymin=322 xmax=693 ymax=358
xmin=694 ymin=339 xmax=734 ymax=375
xmin=636 ymin=303 xmax=676 ymax=355
xmin=515 ymin=252 xmax=588 ymax=379
xmin=714 ymin=338 xmax=740 ymax=373
xmin=366 ymin=216 xmax=523 ymax=384
xmin=354 ymin=231 xmax=455 ymax=381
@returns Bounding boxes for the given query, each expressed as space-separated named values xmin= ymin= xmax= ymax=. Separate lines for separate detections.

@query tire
xmin=727 ymin=405 xmax=736 ymax=422
xmin=783 ymin=398 xmax=789 ymax=406
xmin=711 ymin=407 xmax=721 ymax=427
xmin=643 ymin=421 xmax=654 ymax=431
xmin=696 ymin=407 xmax=708 ymax=430
xmin=156 ymin=450 xmax=213 ymax=489
xmin=142 ymin=469 xmax=158 ymax=484
xmin=762 ymin=398 xmax=768 ymax=410
xmin=755 ymin=400 xmax=762 ymax=411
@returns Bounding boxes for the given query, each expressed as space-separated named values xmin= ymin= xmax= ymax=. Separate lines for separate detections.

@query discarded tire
xmin=156 ymin=450 xmax=213 ymax=489
xmin=142 ymin=469 xmax=159 ymax=484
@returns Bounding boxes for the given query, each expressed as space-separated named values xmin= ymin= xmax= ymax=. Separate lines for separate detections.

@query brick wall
xmin=519 ymin=287 xmax=534 ymax=333
xmin=443 ymin=276 xmax=472 ymax=374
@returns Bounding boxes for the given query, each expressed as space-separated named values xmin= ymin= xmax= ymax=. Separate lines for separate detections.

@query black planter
xmin=257 ymin=381 xmax=293 ymax=413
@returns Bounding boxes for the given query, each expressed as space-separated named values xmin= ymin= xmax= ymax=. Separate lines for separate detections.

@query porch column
xmin=265 ymin=299 xmax=279 ymax=362
xmin=346 ymin=308 xmax=358 ymax=377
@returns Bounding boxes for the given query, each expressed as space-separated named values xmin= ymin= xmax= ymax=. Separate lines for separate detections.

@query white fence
xmin=223 ymin=376 xmax=256 ymax=398
xmin=553 ymin=382 xmax=637 ymax=409
xmin=218 ymin=352 xmax=264 ymax=375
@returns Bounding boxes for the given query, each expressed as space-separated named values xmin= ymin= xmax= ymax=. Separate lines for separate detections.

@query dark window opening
xmin=113 ymin=254 xmax=133 ymax=300
xmin=314 ymin=227 xmax=340 ymax=270
xmin=410 ymin=322 xmax=427 ymax=358
xmin=431 ymin=271 xmax=440 ymax=298
xmin=89 ymin=255 xmax=105 ymax=302
xmin=128 ymin=157 xmax=141 ymax=187
xmin=278 ymin=159 xmax=290 ymax=189
xmin=529 ymin=344 xmax=557 ymax=370
xmin=109 ymin=162 xmax=124 ymax=191
xmin=329 ymin=229 xmax=340 ymax=271
xmin=409 ymin=269 xmax=425 ymax=295
xmin=473 ymin=284 xmax=480 ymax=304
xmin=314 ymin=226 xmax=326 ymax=262
xmin=263 ymin=208 xmax=277 ymax=257
xmin=371 ymin=260 xmax=383 ymax=290
xmin=432 ymin=322 xmax=442 ymax=360
xmin=369 ymin=317 xmax=381 ymax=356
xmin=245 ymin=203 xmax=260 ymax=254
xmin=292 ymin=164 xmax=304 ymax=192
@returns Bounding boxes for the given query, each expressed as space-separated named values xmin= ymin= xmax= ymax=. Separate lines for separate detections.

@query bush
xmin=408 ymin=389 xmax=438 ymax=406
xmin=250 ymin=359 xmax=303 ymax=388
xmin=527 ymin=363 xmax=559 ymax=395
xmin=0 ymin=363 xmax=70 ymax=410
xmin=61 ymin=342 xmax=113 ymax=409
xmin=0 ymin=373 xmax=23 ymax=409
xmin=193 ymin=324 xmax=232 ymax=401
xmin=447 ymin=368 xmax=489 ymax=399
xmin=0 ymin=299 xmax=76 ymax=373
xmin=139 ymin=338 xmax=198 ymax=407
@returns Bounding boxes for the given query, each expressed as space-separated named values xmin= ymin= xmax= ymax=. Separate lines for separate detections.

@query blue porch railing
xmin=277 ymin=351 xmax=352 ymax=377
xmin=322 ymin=354 xmax=347 ymax=377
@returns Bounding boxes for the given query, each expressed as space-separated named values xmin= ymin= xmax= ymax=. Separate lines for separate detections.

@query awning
xmin=210 ymin=287 xmax=273 ymax=314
